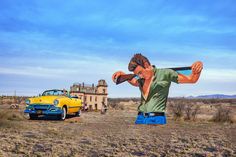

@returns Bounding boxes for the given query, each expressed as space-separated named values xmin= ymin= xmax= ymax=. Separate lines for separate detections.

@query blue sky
xmin=0 ymin=0 xmax=236 ymax=97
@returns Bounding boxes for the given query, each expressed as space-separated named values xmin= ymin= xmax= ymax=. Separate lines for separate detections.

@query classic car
xmin=24 ymin=89 xmax=82 ymax=120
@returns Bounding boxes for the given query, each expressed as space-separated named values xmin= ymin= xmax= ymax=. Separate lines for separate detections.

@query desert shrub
xmin=212 ymin=105 xmax=233 ymax=123
xmin=169 ymin=100 xmax=185 ymax=120
xmin=5 ymin=100 xmax=11 ymax=105
xmin=118 ymin=104 xmax=124 ymax=110
xmin=184 ymin=104 xmax=200 ymax=121
xmin=0 ymin=111 xmax=8 ymax=119
xmin=108 ymin=103 xmax=124 ymax=110
xmin=201 ymin=99 xmax=236 ymax=105
xmin=0 ymin=110 xmax=24 ymax=128
xmin=191 ymin=105 xmax=200 ymax=121
xmin=0 ymin=111 xmax=12 ymax=128
xmin=6 ymin=112 xmax=24 ymax=121
xmin=108 ymin=98 xmax=141 ymax=104
xmin=184 ymin=104 xmax=192 ymax=120
xmin=109 ymin=103 xmax=118 ymax=109
xmin=168 ymin=99 xmax=200 ymax=121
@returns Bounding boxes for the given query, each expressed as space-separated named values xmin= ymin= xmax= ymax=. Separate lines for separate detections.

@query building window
xmin=90 ymin=96 xmax=92 ymax=102
xmin=95 ymin=96 xmax=97 ymax=102
xmin=103 ymin=97 xmax=106 ymax=102
xmin=103 ymin=89 xmax=106 ymax=93
xmin=84 ymin=96 xmax=87 ymax=102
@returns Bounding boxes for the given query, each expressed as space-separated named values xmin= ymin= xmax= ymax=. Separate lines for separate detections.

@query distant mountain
xmin=189 ymin=94 xmax=236 ymax=99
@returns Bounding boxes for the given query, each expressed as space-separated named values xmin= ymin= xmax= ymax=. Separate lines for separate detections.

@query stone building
xmin=70 ymin=80 xmax=108 ymax=111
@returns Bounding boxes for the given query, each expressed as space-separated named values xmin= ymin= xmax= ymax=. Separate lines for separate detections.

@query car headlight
xmin=25 ymin=99 xmax=30 ymax=105
xmin=26 ymin=105 xmax=33 ymax=110
xmin=54 ymin=99 xmax=59 ymax=106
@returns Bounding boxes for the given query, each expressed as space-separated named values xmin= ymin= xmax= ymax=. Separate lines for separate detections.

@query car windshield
xmin=42 ymin=90 xmax=66 ymax=96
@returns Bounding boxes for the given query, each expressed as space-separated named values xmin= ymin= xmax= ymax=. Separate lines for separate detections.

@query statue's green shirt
xmin=138 ymin=68 xmax=179 ymax=113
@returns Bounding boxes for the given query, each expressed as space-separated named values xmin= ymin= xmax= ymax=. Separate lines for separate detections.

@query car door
xmin=68 ymin=97 xmax=80 ymax=113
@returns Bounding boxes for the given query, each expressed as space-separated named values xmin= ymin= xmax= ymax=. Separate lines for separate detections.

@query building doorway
xmin=89 ymin=105 xmax=93 ymax=111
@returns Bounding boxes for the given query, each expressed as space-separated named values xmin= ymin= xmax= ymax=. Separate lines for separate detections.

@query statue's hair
xmin=128 ymin=53 xmax=151 ymax=71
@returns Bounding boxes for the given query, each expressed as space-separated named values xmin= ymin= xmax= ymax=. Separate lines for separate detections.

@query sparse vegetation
xmin=212 ymin=105 xmax=233 ymax=123
xmin=184 ymin=104 xmax=192 ymax=120
xmin=0 ymin=96 xmax=2 ymax=105
xmin=0 ymin=110 xmax=24 ymax=128
xmin=167 ymin=99 xmax=204 ymax=121
xmin=0 ymin=96 xmax=28 ymax=106
xmin=190 ymin=105 xmax=200 ymax=121
xmin=168 ymin=98 xmax=236 ymax=105
xmin=109 ymin=103 xmax=125 ymax=110
xmin=184 ymin=104 xmax=200 ymax=121
xmin=108 ymin=98 xmax=140 ymax=104
xmin=169 ymin=99 xmax=185 ymax=120
xmin=0 ymin=97 xmax=235 ymax=156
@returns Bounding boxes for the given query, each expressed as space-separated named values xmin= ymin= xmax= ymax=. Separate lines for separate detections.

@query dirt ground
xmin=0 ymin=107 xmax=235 ymax=157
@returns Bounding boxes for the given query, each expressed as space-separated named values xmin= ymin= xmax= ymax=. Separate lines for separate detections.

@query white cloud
xmin=201 ymin=68 xmax=236 ymax=82
xmin=0 ymin=54 xmax=128 ymax=86
xmin=1 ymin=53 xmax=236 ymax=97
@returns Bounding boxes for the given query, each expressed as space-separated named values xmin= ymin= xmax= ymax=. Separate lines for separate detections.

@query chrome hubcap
xmin=62 ymin=108 xmax=66 ymax=119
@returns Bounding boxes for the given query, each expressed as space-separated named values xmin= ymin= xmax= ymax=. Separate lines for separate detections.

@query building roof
xmin=70 ymin=79 xmax=107 ymax=94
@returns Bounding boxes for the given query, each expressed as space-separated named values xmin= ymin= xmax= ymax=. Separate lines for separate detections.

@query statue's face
xmin=133 ymin=65 xmax=152 ymax=80
xmin=133 ymin=65 xmax=144 ymax=79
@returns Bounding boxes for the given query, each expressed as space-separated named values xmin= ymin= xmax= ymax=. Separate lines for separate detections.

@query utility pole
xmin=14 ymin=90 xmax=16 ymax=104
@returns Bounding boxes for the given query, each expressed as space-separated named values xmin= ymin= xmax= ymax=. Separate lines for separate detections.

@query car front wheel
xmin=29 ymin=114 xmax=38 ymax=120
xmin=59 ymin=107 xmax=67 ymax=120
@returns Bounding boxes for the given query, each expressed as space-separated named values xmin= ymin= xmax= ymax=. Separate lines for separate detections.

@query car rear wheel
xmin=75 ymin=110 xmax=81 ymax=117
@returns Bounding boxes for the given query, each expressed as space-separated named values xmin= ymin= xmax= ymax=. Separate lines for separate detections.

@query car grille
xmin=33 ymin=105 xmax=51 ymax=110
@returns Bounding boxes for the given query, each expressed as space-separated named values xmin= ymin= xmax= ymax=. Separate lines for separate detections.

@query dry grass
xmin=168 ymin=99 xmax=201 ymax=121
xmin=0 ymin=110 xmax=25 ymax=128
xmin=0 ymin=109 xmax=235 ymax=157
xmin=109 ymin=103 xmax=125 ymax=110
xmin=169 ymin=100 xmax=185 ymax=120
xmin=108 ymin=98 xmax=236 ymax=123
xmin=0 ymin=98 xmax=235 ymax=156
xmin=184 ymin=104 xmax=200 ymax=121
xmin=212 ymin=105 xmax=233 ymax=123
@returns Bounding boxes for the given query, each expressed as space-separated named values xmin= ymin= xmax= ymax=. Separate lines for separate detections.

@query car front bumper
xmin=24 ymin=104 xmax=63 ymax=115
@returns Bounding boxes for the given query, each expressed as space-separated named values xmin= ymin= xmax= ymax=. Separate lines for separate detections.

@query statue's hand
xmin=112 ymin=71 xmax=126 ymax=83
xmin=191 ymin=61 xmax=203 ymax=74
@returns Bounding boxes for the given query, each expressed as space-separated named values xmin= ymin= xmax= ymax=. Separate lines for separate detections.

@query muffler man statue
xmin=112 ymin=54 xmax=203 ymax=125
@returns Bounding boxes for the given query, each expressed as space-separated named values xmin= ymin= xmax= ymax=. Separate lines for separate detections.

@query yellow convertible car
xmin=24 ymin=89 xmax=82 ymax=120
